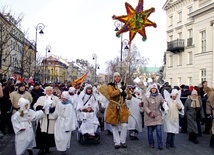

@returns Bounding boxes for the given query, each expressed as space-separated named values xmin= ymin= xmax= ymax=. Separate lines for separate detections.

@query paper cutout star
xmin=112 ymin=0 xmax=157 ymax=44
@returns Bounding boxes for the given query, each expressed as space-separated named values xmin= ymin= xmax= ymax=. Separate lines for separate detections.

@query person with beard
xmin=30 ymin=82 xmax=44 ymax=110
xmin=77 ymin=84 xmax=100 ymax=136
xmin=185 ymin=90 xmax=204 ymax=144
xmin=0 ymin=80 xmax=14 ymax=134
xmin=11 ymin=98 xmax=44 ymax=155
xmin=68 ymin=87 xmax=78 ymax=110
xmin=33 ymin=86 xmax=59 ymax=155
xmin=105 ymin=72 xmax=132 ymax=149
xmin=10 ymin=82 xmax=33 ymax=115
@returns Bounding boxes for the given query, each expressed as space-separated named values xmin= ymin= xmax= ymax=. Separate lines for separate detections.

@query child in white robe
xmin=11 ymin=98 xmax=44 ymax=155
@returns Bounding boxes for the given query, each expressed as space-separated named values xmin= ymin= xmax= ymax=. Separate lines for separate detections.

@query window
xmin=169 ymin=78 xmax=172 ymax=85
xmin=188 ymin=29 xmax=193 ymax=38
xmin=188 ymin=52 xmax=193 ymax=64
xmin=169 ymin=16 xmax=173 ymax=26
xmin=178 ymin=53 xmax=182 ymax=66
xmin=201 ymin=69 xmax=206 ymax=82
xmin=178 ymin=77 xmax=181 ymax=86
xmin=188 ymin=77 xmax=192 ymax=86
xmin=169 ymin=55 xmax=173 ymax=67
xmin=169 ymin=35 xmax=173 ymax=41
xmin=187 ymin=29 xmax=193 ymax=46
xmin=188 ymin=6 xmax=193 ymax=14
xmin=178 ymin=11 xmax=182 ymax=22
xmin=201 ymin=31 xmax=206 ymax=52
xmin=178 ymin=32 xmax=182 ymax=39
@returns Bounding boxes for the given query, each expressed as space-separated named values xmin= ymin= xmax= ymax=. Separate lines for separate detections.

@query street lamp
xmin=45 ymin=45 xmax=51 ymax=83
xmin=92 ymin=53 xmax=99 ymax=83
xmin=34 ymin=23 xmax=45 ymax=80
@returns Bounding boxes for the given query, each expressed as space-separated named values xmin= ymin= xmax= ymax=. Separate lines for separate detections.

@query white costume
xmin=12 ymin=98 xmax=44 ymax=155
xmin=54 ymin=91 xmax=77 ymax=152
xmin=77 ymin=85 xmax=99 ymax=136
xmin=163 ymin=89 xmax=184 ymax=133
xmin=68 ymin=87 xmax=78 ymax=110
xmin=126 ymin=97 xmax=142 ymax=133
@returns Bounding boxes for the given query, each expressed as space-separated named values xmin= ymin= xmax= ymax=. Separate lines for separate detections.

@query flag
xmin=72 ymin=72 xmax=88 ymax=87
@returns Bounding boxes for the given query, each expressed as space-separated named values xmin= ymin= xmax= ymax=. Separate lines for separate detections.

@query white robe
xmin=163 ymin=98 xmax=184 ymax=134
xmin=11 ymin=110 xmax=44 ymax=155
xmin=54 ymin=102 xmax=77 ymax=151
xmin=126 ymin=97 xmax=142 ymax=132
xmin=33 ymin=95 xmax=59 ymax=134
xmin=77 ymin=93 xmax=99 ymax=135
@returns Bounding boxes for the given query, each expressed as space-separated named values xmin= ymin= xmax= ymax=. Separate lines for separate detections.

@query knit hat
xmin=18 ymin=98 xmax=30 ymax=111
xmin=18 ymin=82 xmax=25 ymax=88
xmin=191 ymin=89 xmax=198 ymax=95
xmin=151 ymin=83 xmax=158 ymax=89
xmin=61 ymin=91 xmax=70 ymax=100
xmin=171 ymin=89 xmax=178 ymax=96
xmin=68 ymin=87 xmax=75 ymax=93
xmin=113 ymin=72 xmax=120 ymax=77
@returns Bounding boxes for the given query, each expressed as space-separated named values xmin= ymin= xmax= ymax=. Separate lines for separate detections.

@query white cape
xmin=11 ymin=110 xmax=44 ymax=155
xmin=54 ymin=102 xmax=77 ymax=151
xmin=126 ymin=97 xmax=142 ymax=132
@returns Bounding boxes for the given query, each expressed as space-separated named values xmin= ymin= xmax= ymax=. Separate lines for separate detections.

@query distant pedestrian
xmin=185 ymin=90 xmax=204 ymax=144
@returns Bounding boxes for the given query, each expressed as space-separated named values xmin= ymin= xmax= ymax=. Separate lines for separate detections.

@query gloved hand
xmin=176 ymin=104 xmax=182 ymax=110
xmin=120 ymin=85 xmax=126 ymax=91
xmin=49 ymin=107 xmax=56 ymax=113
xmin=20 ymin=128 xmax=26 ymax=131
xmin=65 ymin=130 xmax=70 ymax=133
xmin=149 ymin=111 xmax=155 ymax=118
xmin=121 ymin=91 xmax=127 ymax=98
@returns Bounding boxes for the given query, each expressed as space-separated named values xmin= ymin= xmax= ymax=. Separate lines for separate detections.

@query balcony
xmin=187 ymin=37 xmax=193 ymax=47
xmin=167 ymin=39 xmax=184 ymax=53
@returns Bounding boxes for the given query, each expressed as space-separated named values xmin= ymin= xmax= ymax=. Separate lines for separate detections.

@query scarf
xmin=62 ymin=99 xmax=72 ymax=105
xmin=151 ymin=92 xmax=158 ymax=97
xmin=168 ymin=99 xmax=178 ymax=122
xmin=190 ymin=96 xmax=200 ymax=108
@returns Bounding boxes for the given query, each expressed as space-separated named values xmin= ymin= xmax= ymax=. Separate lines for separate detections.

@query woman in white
xmin=11 ymin=98 xmax=44 ymax=155
xmin=163 ymin=89 xmax=184 ymax=148
xmin=54 ymin=91 xmax=77 ymax=155
xmin=77 ymin=84 xmax=99 ymax=136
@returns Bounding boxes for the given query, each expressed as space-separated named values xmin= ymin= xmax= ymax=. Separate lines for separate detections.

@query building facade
xmin=163 ymin=0 xmax=214 ymax=87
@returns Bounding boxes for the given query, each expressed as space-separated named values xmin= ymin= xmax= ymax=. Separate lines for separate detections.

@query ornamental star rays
xmin=112 ymin=0 xmax=157 ymax=44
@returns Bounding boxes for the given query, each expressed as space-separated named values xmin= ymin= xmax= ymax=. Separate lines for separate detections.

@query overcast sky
xmin=0 ymin=0 xmax=167 ymax=73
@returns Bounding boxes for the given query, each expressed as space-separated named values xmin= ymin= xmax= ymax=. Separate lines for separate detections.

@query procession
xmin=1 ymin=0 xmax=214 ymax=155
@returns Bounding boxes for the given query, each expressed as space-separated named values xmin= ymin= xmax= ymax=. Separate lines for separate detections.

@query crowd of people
xmin=0 ymin=73 xmax=214 ymax=155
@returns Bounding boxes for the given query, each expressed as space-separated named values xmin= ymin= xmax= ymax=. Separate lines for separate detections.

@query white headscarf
xmin=18 ymin=98 xmax=30 ymax=114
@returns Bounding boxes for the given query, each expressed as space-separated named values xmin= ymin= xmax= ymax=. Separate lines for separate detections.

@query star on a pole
xmin=112 ymin=0 xmax=157 ymax=44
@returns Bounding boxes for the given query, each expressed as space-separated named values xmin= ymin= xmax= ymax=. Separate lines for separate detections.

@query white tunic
xmin=126 ymin=97 xmax=142 ymax=132
xmin=11 ymin=110 xmax=44 ymax=155
xmin=54 ymin=101 xmax=77 ymax=151
xmin=163 ymin=98 xmax=184 ymax=134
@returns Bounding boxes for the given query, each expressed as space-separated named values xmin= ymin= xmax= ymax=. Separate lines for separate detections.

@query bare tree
xmin=105 ymin=47 xmax=149 ymax=84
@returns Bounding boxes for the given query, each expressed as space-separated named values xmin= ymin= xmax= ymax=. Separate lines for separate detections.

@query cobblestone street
xmin=1 ymin=127 xmax=213 ymax=155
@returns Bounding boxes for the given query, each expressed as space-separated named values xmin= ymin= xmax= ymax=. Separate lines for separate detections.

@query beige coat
xmin=33 ymin=95 xmax=59 ymax=134
xmin=144 ymin=93 xmax=165 ymax=126
xmin=10 ymin=91 xmax=33 ymax=114
xmin=206 ymin=100 xmax=214 ymax=134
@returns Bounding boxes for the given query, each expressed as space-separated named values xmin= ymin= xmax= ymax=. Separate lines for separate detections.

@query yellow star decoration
xmin=112 ymin=0 xmax=157 ymax=44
